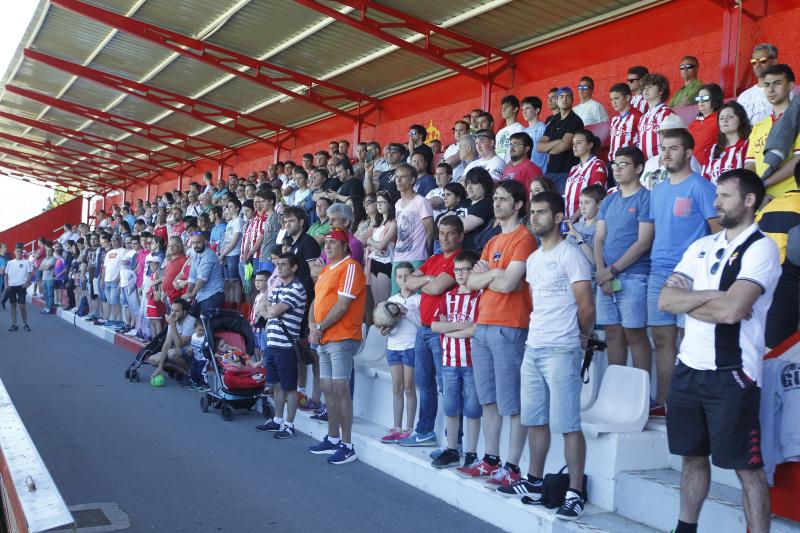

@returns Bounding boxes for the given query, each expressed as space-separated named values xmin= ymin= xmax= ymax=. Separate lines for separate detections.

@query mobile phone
xmin=611 ymin=279 xmax=622 ymax=292
xmin=559 ymin=221 xmax=570 ymax=234
xmin=365 ymin=151 xmax=375 ymax=164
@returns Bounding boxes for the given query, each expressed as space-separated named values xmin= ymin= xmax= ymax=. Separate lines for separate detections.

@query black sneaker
xmin=255 ymin=419 xmax=282 ymax=432
xmin=23 ymin=324 xmax=30 ymax=332
xmin=496 ymin=477 xmax=542 ymax=498
xmin=463 ymin=452 xmax=478 ymax=467
xmin=8 ymin=325 xmax=18 ymax=332
xmin=310 ymin=409 xmax=328 ymax=422
xmin=431 ymin=448 xmax=460 ymax=469
xmin=555 ymin=490 xmax=585 ymax=521
xmin=274 ymin=424 xmax=295 ymax=439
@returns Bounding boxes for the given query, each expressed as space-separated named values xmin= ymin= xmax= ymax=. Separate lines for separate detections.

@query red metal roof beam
xmin=293 ymin=0 xmax=515 ymax=84
xmin=0 ymin=158 xmax=114 ymax=193
xmin=5 ymin=85 xmax=232 ymax=163
xmin=0 ymin=167 xmax=99 ymax=195
xmin=51 ymin=0 xmax=378 ymax=123
xmin=0 ymin=110 xmax=185 ymax=172
xmin=23 ymin=49 xmax=287 ymax=148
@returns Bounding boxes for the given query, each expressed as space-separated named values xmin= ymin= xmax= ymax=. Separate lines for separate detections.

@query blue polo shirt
xmin=188 ymin=247 xmax=224 ymax=302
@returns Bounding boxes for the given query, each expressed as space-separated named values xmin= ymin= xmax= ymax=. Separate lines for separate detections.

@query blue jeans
xmin=442 ymin=366 xmax=482 ymax=419
xmin=42 ymin=279 xmax=54 ymax=309
xmin=520 ymin=345 xmax=583 ymax=433
xmin=414 ymin=326 xmax=443 ymax=435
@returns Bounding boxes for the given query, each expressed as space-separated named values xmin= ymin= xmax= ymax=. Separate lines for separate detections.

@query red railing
xmin=0 ymin=198 xmax=83 ymax=250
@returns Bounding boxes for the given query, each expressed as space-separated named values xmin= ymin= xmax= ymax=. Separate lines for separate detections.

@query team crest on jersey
xmin=492 ymin=251 xmax=502 ymax=263
xmin=728 ymin=252 xmax=739 ymax=265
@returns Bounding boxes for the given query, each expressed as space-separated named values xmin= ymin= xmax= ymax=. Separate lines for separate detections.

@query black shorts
xmin=666 ymin=361 xmax=763 ymax=470
xmin=5 ymin=286 xmax=27 ymax=305
xmin=370 ymin=260 xmax=392 ymax=278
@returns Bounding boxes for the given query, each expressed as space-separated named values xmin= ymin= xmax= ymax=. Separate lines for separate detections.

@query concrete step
xmin=293 ymin=410 xmax=663 ymax=533
xmin=615 ymin=469 xmax=800 ymax=533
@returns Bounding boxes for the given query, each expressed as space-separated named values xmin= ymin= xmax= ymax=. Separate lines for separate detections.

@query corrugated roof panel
xmin=0 ymin=117 xmax=30 ymax=137
xmin=34 ymin=107 xmax=92 ymax=132
xmin=188 ymin=74 xmax=283 ymax=114
xmin=0 ymin=95 xmax=49 ymax=120
xmin=145 ymin=110 xmax=228 ymax=137
xmin=146 ymin=55 xmax=236 ymax=103
xmin=205 ymin=0 xmax=325 ymax=58
xmin=89 ymin=32 xmax=175 ymax=82
xmin=11 ymin=58 xmax=75 ymax=99
xmin=107 ymin=96 xmax=196 ymax=128
xmin=131 ymin=0 xmax=249 ymax=37
xmin=81 ymin=0 xmax=141 ymax=16
xmin=248 ymin=97 xmax=327 ymax=128
xmin=30 ymin=5 xmax=112 ymax=62
xmin=375 ymin=0 xmax=496 ymax=25
xmin=194 ymin=128 xmax=254 ymax=149
xmin=60 ymin=78 xmax=129 ymax=112
xmin=329 ymin=48 xmax=446 ymax=96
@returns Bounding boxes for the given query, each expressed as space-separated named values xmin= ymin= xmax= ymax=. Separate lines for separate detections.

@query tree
xmin=42 ymin=188 xmax=74 ymax=212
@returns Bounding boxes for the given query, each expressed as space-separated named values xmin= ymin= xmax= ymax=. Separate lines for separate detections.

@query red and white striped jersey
xmin=609 ymin=108 xmax=642 ymax=161
xmin=637 ymin=103 xmax=674 ymax=160
xmin=243 ymin=212 xmax=266 ymax=259
xmin=439 ymin=289 xmax=481 ymax=367
xmin=630 ymin=94 xmax=649 ymax=114
xmin=701 ymin=139 xmax=749 ymax=185
xmin=564 ymin=157 xmax=608 ymax=218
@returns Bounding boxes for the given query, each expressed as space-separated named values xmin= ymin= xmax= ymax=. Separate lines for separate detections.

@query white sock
xmin=298 ymin=387 xmax=307 ymax=394
xmin=342 ymin=442 xmax=353 ymax=450
xmin=328 ymin=436 xmax=341 ymax=445
xmin=273 ymin=417 xmax=283 ymax=425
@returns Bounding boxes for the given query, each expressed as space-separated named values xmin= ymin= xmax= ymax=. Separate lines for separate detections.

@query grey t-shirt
xmin=40 ymin=256 xmax=56 ymax=281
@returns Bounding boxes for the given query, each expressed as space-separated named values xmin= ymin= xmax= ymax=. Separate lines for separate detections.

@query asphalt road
xmin=0 ymin=311 xmax=501 ymax=533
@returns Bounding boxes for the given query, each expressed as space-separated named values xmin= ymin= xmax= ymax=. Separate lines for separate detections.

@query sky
xmin=0 ymin=0 xmax=54 ymax=232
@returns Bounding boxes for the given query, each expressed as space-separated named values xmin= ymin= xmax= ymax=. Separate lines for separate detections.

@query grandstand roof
xmin=0 ymin=0 xmax=663 ymax=195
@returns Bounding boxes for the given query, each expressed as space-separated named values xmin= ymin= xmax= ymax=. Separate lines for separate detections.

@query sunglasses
xmin=627 ymin=78 xmax=640 ymax=83
xmin=750 ymin=57 xmax=773 ymax=65
xmin=576 ymin=84 xmax=592 ymax=90
xmin=679 ymin=64 xmax=697 ymax=71
xmin=710 ymin=247 xmax=725 ymax=275
xmin=695 ymin=95 xmax=712 ymax=102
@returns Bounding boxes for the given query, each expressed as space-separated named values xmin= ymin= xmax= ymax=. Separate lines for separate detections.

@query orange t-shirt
xmin=313 ymin=256 xmax=366 ymax=343
xmin=477 ymin=224 xmax=537 ymax=328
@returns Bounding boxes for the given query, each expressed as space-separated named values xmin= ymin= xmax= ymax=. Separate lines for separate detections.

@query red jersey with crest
xmin=564 ymin=157 xmax=608 ymax=218
xmin=609 ymin=108 xmax=642 ymax=161
xmin=638 ymin=103 xmax=674 ymax=160
xmin=438 ymin=289 xmax=481 ymax=367
xmin=701 ymin=139 xmax=748 ymax=185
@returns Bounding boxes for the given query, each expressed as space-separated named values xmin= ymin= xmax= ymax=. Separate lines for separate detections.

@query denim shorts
xmin=104 ymin=280 xmax=120 ymax=305
xmin=223 ymin=255 xmax=240 ymax=282
xmin=442 ymin=366 xmax=482 ymax=419
xmin=470 ymin=324 xmax=526 ymax=416
xmin=596 ymin=273 xmax=649 ymax=328
xmin=318 ymin=339 xmax=360 ymax=380
xmin=520 ymin=345 xmax=583 ymax=433
xmin=264 ymin=346 xmax=298 ymax=391
xmin=647 ymin=269 xmax=685 ymax=327
xmin=387 ymin=348 xmax=415 ymax=367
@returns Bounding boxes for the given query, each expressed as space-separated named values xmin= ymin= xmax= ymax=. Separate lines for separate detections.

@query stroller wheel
xmin=124 ymin=368 xmax=131 ymax=380
xmin=221 ymin=405 xmax=235 ymax=421
xmin=200 ymin=394 xmax=210 ymax=413
xmin=130 ymin=370 xmax=139 ymax=382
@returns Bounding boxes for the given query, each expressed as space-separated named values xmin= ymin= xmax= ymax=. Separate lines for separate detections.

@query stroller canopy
xmin=201 ymin=308 xmax=256 ymax=356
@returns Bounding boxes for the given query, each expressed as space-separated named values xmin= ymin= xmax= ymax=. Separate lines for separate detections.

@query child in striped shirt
xmin=430 ymin=250 xmax=483 ymax=469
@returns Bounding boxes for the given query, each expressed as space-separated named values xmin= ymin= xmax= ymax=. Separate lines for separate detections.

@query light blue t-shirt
xmin=597 ymin=187 xmax=654 ymax=275
xmin=188 ymin=247 xmax=224 ymax=302
xmin=649 ymin=172 xmax=717 ymax=272
xmin=210 ymin=222 xmax=227 ymax=249
xmin=525 ymin=122 xmax=548 ymax=174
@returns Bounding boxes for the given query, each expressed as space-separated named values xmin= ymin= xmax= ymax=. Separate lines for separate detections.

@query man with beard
xmin=185 ymin=232 xmax=225 ymax=315
xmin=501 ymin=132 xmax=543 ymax=195
xmin=659 ymin=169 xmax=779 ymax=533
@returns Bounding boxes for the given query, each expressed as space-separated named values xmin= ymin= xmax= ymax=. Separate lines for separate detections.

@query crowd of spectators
xmin=3 ymin=44 xmax=798 ymax=530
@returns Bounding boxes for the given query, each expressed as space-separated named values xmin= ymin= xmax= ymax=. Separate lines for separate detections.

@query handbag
xmin=277 ymin=320 xmax=313 ymax=365
xmin=522 ymin=465 xmax=588 ymax=508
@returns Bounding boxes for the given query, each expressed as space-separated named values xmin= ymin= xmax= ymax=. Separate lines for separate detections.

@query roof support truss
xmin=24 ymin=49 xmax=288 ymax=148
xmin=0 ymin=169 xmax=87 ymax=196
xmin=52 ymin=0 xmax=378 ymax=123
xmin=293 ymin=0 xmax=515 ymax=84
xmin=0 ymin=157 xmax=112 ymax=193
xmin=5 ymin=85 xmax=231 ymax=163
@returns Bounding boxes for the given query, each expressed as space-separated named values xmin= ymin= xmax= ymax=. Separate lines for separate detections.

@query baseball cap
xmin=659 ymin=114 xmax=688 ymax=131
xmin=324 ymin=227 xmax=349 ymax=242
xmin=556 ymin=86 xmax=573 ymax=96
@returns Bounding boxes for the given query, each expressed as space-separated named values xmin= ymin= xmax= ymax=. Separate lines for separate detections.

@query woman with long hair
xmin=366 ymin=190 xmax=397 ymax=308
xmin=564 ymin=129 xmax=608 ymax=220
xmin=700 ymin=101 xmax=751 ymax=185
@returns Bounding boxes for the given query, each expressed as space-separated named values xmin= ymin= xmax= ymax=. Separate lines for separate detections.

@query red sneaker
xmin=456 ymin=458 xmax=500 ymax=479
xmin=649 ymin=404 xmax=667 ymax=418
xmin=484 ymin=466 xmax=521 ymax=487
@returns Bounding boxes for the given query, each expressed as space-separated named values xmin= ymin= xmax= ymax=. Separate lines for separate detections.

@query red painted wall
xmin=116 ymin=0 xmax=800 ymax=200
xmin=0 ymin=197 xmax=82 ymax=249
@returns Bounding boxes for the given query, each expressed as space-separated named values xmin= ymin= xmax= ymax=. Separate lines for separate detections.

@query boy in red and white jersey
xmin=608 ymin=83 xmax=642 ymax=162
xmin=637 ymin=73 xmax=675 ymax=160
xmin=627 ymin=66 xmax=649 ymax=114
xmin=430 ymin=250 xmax=483 ymax=469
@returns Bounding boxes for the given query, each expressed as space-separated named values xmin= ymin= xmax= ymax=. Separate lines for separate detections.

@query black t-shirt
xmin=322 ymin=177 xmax=342 ymax=192
xmin=377 ymin=169 xmax=400 ymax=203
xmin=543 ymin=111 xmax=584 ymax=173
xmin=285 ymin=232 xmax=320 ymax=300
xmin=338 ymin=177 xmax=365 ymax=199
xmin=464 ymin=197 xmax=493 ymax=250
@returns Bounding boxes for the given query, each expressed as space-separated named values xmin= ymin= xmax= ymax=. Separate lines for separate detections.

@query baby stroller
xmin=197 ymin=308 xmax=273 ymax=422
xmin=125 ymin=328 xmax=168 ymax=383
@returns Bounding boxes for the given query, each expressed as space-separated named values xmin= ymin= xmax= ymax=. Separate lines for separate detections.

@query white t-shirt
xmin=119 ymin=249 xmax=137 ymax=288
xmin=525 ymin=240 xmax=592 ymax=348
xmin=386 ymin=292 xmax=422 ymax=350
xmin=103 ymin=247 xmax=127 ymax=283
xmin=6 ymin=259 xmax=32 ymax=287
xmin=737 ymin=84 xmax=772 ymax=125
xmin=223 ymin=217 xmax=243 ymax=256
xmin=495 ymin=122 xmax=524 ymax=162
xmin=394 ymin=194 xmax=433 ymax=262
xmin=425 ymin=186 xmax=446 ymax=221
xmin=443 ymin=143 xmax=459 ymax=161
xmin=573 ymin=99 xmax=610 ymax=126
xmin=464 ymin=155 xmax=506 ymax=182
xmin=673 ymin=225 xmax=780 ymax=383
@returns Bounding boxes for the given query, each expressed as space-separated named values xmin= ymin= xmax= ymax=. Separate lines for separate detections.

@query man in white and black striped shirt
xmin=255 ymin=252 xmax=307 ymax=439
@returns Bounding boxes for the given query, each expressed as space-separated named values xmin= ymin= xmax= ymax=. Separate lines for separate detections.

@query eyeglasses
xmin=611 ymin=161 xmax=631 ymax=169
xmin=576 ymin=84 xmax=592 ymax=90
xmin=679 ymin=64 xmax=697 ymax=71
xmin=750 ymin=57 xmax=773 ymax=65
xmin=695 ymin=94 xmax=711 ymax=102
xmin=710 ymin=247 xmax=725 ymax=275
xmin=627 ymin=78 xmax=640 ymax=83
xmin=509 ymin=142 xmax=526 ymax=148
xmin=453 ymin=267 xmax=472 ymax=274
xmin=408 ymin=130 xmax=419 ymax=136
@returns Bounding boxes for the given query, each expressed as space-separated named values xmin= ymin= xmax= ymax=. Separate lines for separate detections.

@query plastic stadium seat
xmin=581 ymin=365 xmax=650 ymax=438
xmin=580 ymin=359 xmax=599 ymax=411
xmin=354 ymin=325 xmax=387 ymax=364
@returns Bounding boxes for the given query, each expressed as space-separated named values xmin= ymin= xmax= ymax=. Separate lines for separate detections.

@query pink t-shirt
xmin=394 ymin=194 xmax=433 ymax=262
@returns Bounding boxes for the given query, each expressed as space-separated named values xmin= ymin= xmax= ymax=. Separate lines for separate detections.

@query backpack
xmin=522 ymin=465 xmax=588 ymax=508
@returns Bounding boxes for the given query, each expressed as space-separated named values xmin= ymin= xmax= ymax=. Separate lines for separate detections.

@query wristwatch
xmin=610 ymin=264 xmax=620 ymax=276
xmin=314 ymin=323 xmax=323 ymax=331
xmin=575 ymin=239 xmax=585 ymax=246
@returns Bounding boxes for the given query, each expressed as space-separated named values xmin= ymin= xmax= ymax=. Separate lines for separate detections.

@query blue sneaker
xmin=308 ymin=436 xmax=339 ymax=455
xmin=399 ymin=431 xmax=437 ymax=447
xmin=327 ymin=442 xmax=357 ymax=465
